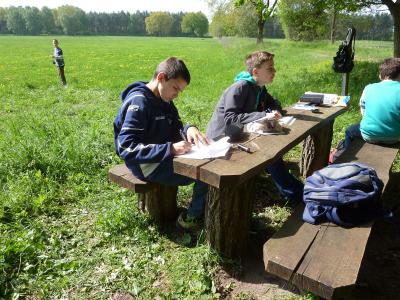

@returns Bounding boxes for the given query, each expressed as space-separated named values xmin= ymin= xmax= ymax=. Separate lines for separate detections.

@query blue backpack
xmin=303 ymin=163 xmax=385 ymax=228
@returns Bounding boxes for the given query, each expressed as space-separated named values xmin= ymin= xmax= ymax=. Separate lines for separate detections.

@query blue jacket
xmin=113 ymin=81 xmax=190 ymax=180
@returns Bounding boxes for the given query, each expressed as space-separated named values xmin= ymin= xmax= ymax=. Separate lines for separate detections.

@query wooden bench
xmin=263 ymin=139 xmax=400 ymax=299
xmin=108 ymin=164 xmax=178 ymax=224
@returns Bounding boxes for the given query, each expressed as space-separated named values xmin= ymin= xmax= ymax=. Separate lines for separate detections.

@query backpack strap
xmin=326 ymin=207 xmax=354 ymax=227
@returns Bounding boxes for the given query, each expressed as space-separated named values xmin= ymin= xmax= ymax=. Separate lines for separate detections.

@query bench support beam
xmin=300 ymin=120 xmax=334 ymax=177
xmin=139 ymin=184 xmax=178 ymax=224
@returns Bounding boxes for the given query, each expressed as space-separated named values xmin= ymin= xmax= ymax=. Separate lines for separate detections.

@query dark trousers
xmin=57 ymin=66 xmax=67 ymax=85
xmin=266 ymin=158 xmax=304 ymax=207
xmin=344 ymin=123 xmax=362 ymax=148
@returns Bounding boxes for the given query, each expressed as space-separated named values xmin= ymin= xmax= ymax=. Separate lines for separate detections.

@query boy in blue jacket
xmin=206 ymin=51 xmax=303 ymax=207
xmin=114 ymin=57 xmax=208 ymax=230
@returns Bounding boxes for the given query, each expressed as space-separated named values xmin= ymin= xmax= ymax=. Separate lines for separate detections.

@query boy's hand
xmin=265 ymin=110 xmax=281 ymax=120
xmin=186 ymin=126 xmax=209 ymax=147
xmin=172 ymin=141 xmax=192 ymax=155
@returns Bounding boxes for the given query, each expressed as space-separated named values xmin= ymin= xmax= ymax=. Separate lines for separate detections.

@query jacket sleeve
xmin=263 ymin=89 xmax=283 ymax=114
xmin=224 ymin=83 xmax=266 ymax=125
xmin=116 ymin=96 xmax=173 ymax=163
xmin=169 ymin=102 xmax=187 ymax=142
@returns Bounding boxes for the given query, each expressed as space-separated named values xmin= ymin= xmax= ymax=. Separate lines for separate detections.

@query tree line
xmin=0 ymin=6 xmax=208 ymax=37
xmin=0 ymin=4 xmax=393 ymax=42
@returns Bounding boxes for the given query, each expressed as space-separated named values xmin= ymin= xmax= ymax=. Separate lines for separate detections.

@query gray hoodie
xmin=206 ymin=72 xmax=282 ymax=140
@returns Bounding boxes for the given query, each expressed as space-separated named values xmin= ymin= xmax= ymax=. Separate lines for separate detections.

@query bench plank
xmin=108 ymin=164 xmax=155 ymax=193
xmin=263 ymin=205 xmax=320 ymax=281
xmin=264 ymin=139 xmax=399 ymax=299
xmin=292 ymin=222 xmax=372 ymax=299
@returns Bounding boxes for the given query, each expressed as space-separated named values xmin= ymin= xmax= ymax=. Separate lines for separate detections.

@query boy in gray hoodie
xmin=206 ymin=51 xmax=303 ymax=207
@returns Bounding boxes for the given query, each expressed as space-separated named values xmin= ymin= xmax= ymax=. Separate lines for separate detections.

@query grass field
xmin=0 ymin=36 xmax=397 ymax=299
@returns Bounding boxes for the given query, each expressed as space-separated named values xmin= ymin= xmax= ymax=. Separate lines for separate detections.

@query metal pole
xmin=341 ymin=73 xmax=349 ymax=95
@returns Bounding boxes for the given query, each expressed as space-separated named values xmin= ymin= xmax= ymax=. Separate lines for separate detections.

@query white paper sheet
xmin=279 ymin=116 xmax=296 ymax=126
xmin=177 ymin=137 xmax=231 ymax=159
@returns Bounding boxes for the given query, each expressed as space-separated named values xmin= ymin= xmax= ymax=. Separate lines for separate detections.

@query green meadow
xmin=0 ymin=36 xmax=397 ymax=299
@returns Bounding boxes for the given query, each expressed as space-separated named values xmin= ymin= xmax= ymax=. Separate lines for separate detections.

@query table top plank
xmin=192 ymin=106 xmax=346 ymax=187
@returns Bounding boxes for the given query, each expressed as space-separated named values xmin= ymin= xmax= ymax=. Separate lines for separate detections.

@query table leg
xmin=300 ymin=120 xmax=334 ymax=177
xmin=205 ymin=177 xmax=256 ymax=259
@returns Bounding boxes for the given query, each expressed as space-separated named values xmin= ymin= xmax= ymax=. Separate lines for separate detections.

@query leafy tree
xmin=181 ymin=12 xmax=209 ymax=37
xmin=128 ymin=10 xmax=148 ymax=35
xmin=6 ymin=6 xmax=26 ymax=34
xmin=23 ymin=6 xmax=43 ymax=35
xmin=209 ymin=2 xmax=238 ymax=37
xmin=41 ymin=6 xmax=56 ymax=34
xmin=264 ymin=15 xmax=285 ymax=38
xmin=310 ymin=0 xmax=373 ymax=43
xmin=170 ymin=12 xmax=185 ymax=36
xmin=278 ymin=0 xmax=328 ymax=41
xmin=55 ymin=5 xmax=88 ymax=35
xmin=323 ymin=0 xmax=399 ymax=56
xmin=378 ymin=0 xmax=400 ymax=56
xmin=234 ymin=2 xmax=258 ymax=37
xmin=0 ymin=7 xmax=10 ymax=33
xmin=234 ymin=0 xmax=279 ymax=43
xmin=337 ymin=12 xmax=393 ymax=41
xmin=145 ymin=12 xmax=174 ymax=36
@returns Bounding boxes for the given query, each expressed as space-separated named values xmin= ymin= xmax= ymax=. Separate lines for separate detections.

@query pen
xmin=179 ymin=129 xmax=188 ymax=142
xmin=237 ymin=144 xmax=251 ymax=153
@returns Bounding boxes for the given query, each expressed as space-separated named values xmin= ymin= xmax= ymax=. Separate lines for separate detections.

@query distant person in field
xmin=205 ymin=50 xmax=304 ymax=207
xmin=331 ymin=58 xmax=400 ymax=162
xmin=52 ymin=39 xmax=67 ymax=86
xmin=113 ymin=57 xmax=209 ymax=231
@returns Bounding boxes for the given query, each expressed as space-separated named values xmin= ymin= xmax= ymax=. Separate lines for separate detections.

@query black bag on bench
xmin=303 ymin=162 xmax=385 ymax=227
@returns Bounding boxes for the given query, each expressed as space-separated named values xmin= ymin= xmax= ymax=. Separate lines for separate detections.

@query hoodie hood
xmin=120 ymin=81 xmax=155 ymax=102
xmin=234 ymin=71 xmax=256 ymax=84
xmin=234 ymin=71 xmax=263 ymax=109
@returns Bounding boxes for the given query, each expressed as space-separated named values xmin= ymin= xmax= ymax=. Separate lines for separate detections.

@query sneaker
xmin=176 ymin=211 xmax=203 ymax=232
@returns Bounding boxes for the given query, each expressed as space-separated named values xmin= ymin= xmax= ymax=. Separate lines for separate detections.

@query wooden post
xmin=341 ymin=73 xmax=349 ymax=96
xmin=205 ymin=177 xmax=256 ymax=259
xmin=140 ymin=184 xmax=178 ymax=224
xmin=300 ymin=120 xmax=334 ymax=177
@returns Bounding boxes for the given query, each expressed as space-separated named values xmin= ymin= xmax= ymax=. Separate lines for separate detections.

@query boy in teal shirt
xmin=344 ymin=58 xmax=400 ymax=148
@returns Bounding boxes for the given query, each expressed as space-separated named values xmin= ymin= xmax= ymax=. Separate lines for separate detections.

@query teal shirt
xmin=360 ymin=80 xmax=400 ymax=142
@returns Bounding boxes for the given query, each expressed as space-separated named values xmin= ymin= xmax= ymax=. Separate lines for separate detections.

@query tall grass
xmin=0 ymin=36 xmax=396 ymax=299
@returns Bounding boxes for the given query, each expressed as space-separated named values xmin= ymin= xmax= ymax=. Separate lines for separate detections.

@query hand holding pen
xmin=186 ymin=126 xmax=209 ymax=147
xmin=265 ymin=108 xmax=281 ymax=120
xmin=172 ymin=130 xmax=192 ymax=156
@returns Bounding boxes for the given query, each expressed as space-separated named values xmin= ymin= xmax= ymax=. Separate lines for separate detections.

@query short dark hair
xmin=245 ymin=51 xmax=274 ymax=73
xmin=153 ymin=57 xmax=191 ymax=84
xmin=379 ymin=58 xmax=400 ymax=80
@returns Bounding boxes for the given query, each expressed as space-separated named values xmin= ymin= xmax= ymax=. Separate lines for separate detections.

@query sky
xmin=0 ymin=0 xmax=211 ymax=16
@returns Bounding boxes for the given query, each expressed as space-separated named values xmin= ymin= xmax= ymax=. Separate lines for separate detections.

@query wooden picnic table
xmin=173 ymin=105 xmax=347 ymax=259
